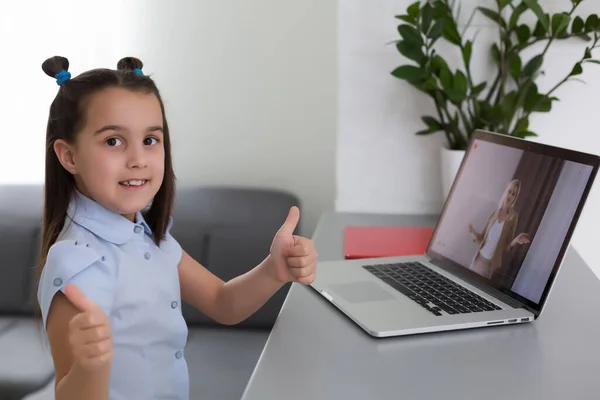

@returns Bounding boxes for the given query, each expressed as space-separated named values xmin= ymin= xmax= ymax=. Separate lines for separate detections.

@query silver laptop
xmin=311 ymin=130 xmax=600 ymax=338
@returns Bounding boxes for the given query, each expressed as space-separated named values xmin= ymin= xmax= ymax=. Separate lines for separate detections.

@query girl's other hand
xmin=64 ymin=284 xmax=114 ymax=372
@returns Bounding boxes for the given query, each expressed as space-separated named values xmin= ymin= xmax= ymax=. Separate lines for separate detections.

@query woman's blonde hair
xmin=498 ymin=179 xmax=521 ymax=210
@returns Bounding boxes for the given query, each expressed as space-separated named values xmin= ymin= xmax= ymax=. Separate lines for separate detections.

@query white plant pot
xmin=440 ymin=146 xmax=465 ymax=201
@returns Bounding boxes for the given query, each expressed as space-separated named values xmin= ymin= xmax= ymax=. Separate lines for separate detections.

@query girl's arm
xmin=178 ymin=251 xmax=283 ymax=325
xmin=179 ymin=206 xmax=317 ymax=325
xmin=47 ymin=292 xmax=111 ymax=400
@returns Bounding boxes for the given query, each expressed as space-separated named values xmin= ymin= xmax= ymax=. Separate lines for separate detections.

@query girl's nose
xmin=126 ymin=143 xmax=147 ymax=169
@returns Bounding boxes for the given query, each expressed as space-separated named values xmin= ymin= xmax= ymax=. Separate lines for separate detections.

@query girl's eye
xmin=144 ymin=136 xmax=159 ymax=146
xmin=106 ymin=137 xmax=122 ymax=147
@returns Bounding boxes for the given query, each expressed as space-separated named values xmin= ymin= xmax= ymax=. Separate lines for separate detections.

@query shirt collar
xmin=67 ymin=189 xmax=153 ymax=244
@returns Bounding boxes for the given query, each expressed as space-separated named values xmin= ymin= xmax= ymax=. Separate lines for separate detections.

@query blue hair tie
xmin=133 ymin=68 xmax=144 ymax=75
xmin=55 ymin=69 xmax=71 ymax=85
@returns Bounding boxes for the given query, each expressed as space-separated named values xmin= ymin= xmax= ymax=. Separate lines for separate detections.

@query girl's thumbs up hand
xmin=269 ymin=207 xmax=318 ymax=285
xmin=64 ymin=283 xmax=114 ymax=371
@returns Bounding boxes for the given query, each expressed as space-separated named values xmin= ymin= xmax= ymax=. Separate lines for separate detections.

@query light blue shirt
xmin=37 ymin=190 xmax=190 ymax=399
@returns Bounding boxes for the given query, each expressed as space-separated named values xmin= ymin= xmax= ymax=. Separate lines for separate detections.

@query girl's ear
xmin=53 ymin=139 xmax=78 ymax=174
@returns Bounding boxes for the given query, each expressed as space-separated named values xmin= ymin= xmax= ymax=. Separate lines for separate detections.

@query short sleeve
xmin=163 ymin=216 xmax=183 ymax=265
xmin=37 ymin=239 xmax=117 ymax=330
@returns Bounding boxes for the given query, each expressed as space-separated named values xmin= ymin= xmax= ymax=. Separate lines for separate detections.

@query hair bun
xmin=117 ymin=57 xmax=144 ymax=72
xmin=42 ymin=56 xmax=69 ymax=78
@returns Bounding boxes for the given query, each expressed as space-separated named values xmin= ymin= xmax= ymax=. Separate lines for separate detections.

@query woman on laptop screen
xmin=467 ymin=179 xmax=532 ymax=279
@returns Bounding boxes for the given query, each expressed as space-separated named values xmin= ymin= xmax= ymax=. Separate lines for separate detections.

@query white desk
xmin=242 ymin=212 xmax=600 ymax=400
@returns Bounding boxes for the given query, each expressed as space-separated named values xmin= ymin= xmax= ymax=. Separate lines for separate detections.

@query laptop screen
xmin=428 ymin=132 xmax=597 ymax=313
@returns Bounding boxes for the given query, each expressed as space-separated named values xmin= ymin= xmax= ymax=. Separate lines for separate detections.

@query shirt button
xmin=175 ymin=351 xmax=183 ymax=359
xmin=171 ymin=301 xmax=178 ymax=309
xmin=53 ymin=278 xmax=62 ymax=287
xmin=144 ymin=252 xmax=151 ymax=260
xmin=134 ymin=226 xmax=142 ymax=234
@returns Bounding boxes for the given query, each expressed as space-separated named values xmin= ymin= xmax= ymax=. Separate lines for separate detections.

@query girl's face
xmin=57 ymin=87 xmax=166 ymax=221
xmin=503 ymin=183 xmax=518 ymax=209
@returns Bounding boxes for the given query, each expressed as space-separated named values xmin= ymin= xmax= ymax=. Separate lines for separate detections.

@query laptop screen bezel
xmin=425 ymin=129 xmax=600 ymax=317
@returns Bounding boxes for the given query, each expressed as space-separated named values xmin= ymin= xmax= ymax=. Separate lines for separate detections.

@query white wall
xmin=338 ymin=0 xmax=600 ymax=278
xmin=0 ymin=0 xmax=126 ymax=185
xmin=1 ymin=0 xmax=337 ymax=237
xmin=119 ymin=0 xmax=338 ymax=236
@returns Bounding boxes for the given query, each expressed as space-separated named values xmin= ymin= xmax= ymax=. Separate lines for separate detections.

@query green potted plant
xmin=391 ymin=0 xmax=600 ymax=197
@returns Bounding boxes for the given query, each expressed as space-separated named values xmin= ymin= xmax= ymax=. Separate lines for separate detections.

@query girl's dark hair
xmin=38 ymin=56 xmax=176 ymax=269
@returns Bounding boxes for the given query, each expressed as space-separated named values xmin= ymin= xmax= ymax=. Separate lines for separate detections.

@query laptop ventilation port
xmin=487 ymin=321 xmax=503 ymax=325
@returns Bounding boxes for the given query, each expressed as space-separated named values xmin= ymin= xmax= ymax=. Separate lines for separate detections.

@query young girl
xmin=36 ymin=55 xmax=318 ymax=400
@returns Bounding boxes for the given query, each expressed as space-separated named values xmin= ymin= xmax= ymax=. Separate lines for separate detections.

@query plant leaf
xmin=422 ymin=116 xmax=443 ymax=129
xmin=491 ymin=43 xmax=501 ymax=63
xmin=488 ymin=105 xmax=505 ymax=125
xmin=391 ymin=65 xmax=429 ymax=82
xmin=499 ymin=0 xmax=512 ymax=9
xmin=453 ymin=70 xmax=468 ymax=99
xmin=523 ymin=54 xmax=544 ymax=77
xmin=407 ymin=1 xmax=421 ymax=19
xmin=585 ymin=15 xmax=599 ymax=33
xmin=552 ymin=13 xmax=571 ymax=36
xmin=421 ymin=3 xmax=433 ymax=34
xmin=510 ymin=55 xmax=522 ymax=80
xmin=523 ymin=85 xmax=554 ymax=113
xmin=396 ymin=40 xmax=427 ymax=65
xmin=439 ymin=67 xmax=454 ymax=92
xmin=572 ymin=16 xmax=585 ymax=34
xmin=513 ymin=118 xmax=530 ymax=135
xmin=534 ymin=97 xmax=552 ymax=112
xmin=509 ymin=2 xmax=528 ymax=30
xmin=419 ymin=77 xmax=438 ymax=91
xmin=395 ymin=15 xmax=417 ymax=25
xmin=398 ymin=25 xmax=424 ymax=46
xmin=570 ymin=62 xmax=583 ymax=76
xmin=431 ymin=55 xmax=450 ymax=76
xmin=532 ymin=19 xmax=547 ymax=38
xmin=516 ymin=25 xmax=531 ymax=44
xmin=515 ymin=131 xmax=538 ymax=138
xmin=524 ymin=0 xmax=550 ymax=33
xmin=415 ymin=128 xmax=440 ymax=135
xmin=442 ymin=19 xmax=462 ymax=46
xmin=428 ymin=19 xmax=446 ymax=41
xmin=462 ymin=40 xmax=473 ymax=67
xmin=478 ymin=7 xmax=506 ymax=28
xmin=523 ymin=83 xmax=538 ymax=112
xmin=471 ymin=82 xmax=487 ymax=97
xmin=585 ymin=59 xmax=600 ymax=64
xmin=502 ymin=91 xmax=519 ymax=116
xmin=577 ymin=33 xmax=593 ymax=41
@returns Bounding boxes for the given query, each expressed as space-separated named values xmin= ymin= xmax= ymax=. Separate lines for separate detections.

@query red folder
xmin=343 ymin=226 xmax=433 ymax=259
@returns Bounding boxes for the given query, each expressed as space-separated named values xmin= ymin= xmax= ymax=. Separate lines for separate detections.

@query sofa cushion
xmin=0 ymin=318 xmax=54 ymax=400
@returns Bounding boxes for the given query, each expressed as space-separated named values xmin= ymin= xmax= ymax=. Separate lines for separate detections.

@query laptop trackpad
xmin=328 ymin=281 xmax=395 ymax=303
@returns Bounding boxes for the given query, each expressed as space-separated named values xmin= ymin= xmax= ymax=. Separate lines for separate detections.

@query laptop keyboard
xmin=363 ymin=262 xmax=502 ymax=316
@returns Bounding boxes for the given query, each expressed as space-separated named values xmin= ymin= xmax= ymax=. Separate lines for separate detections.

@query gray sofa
xmin=0 ymin=184 xmax=299 ymax=400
